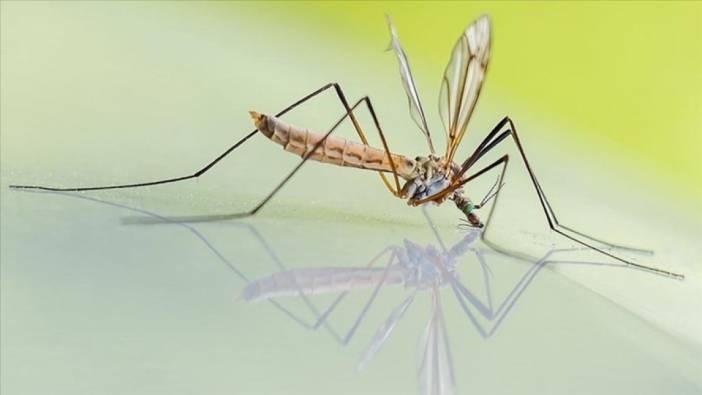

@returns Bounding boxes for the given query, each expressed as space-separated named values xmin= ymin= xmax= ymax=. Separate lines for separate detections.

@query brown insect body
xmin=250 ymin=111 xmax=470 ymax=211
xmin=8 ymin=15 xmax=683 ymax=279
xmin=242 ymin=266 xmax=407 ymax=302
xmin=250 ymin=111 xmax=418 ymax=180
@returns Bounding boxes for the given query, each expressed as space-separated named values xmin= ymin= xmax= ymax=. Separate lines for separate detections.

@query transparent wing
xmin=418 ymin=289 xmax=455 ymax=395
xmin=439 ymin=15 xmax=491 ymax=164
xmin=357 ymin=291 xmax=416 ymax=371
xmin=386 ymin=15 xmax=435 ymax=154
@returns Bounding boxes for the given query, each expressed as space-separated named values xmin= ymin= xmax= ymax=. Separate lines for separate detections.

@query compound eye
xmin=415 ymin=156 xmax=422 ymax=161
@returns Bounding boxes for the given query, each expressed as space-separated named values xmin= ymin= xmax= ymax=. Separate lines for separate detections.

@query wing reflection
xmin=18 ymin=190 xmax=633 ymax=395
xmin=238 ymin=209 xmax=632 ymax=395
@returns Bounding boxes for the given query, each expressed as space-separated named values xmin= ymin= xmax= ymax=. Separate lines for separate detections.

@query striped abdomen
xmin=242 ymin=266 xmax=407 ymax=302
xmin=250 ymin=112 xmax=417 ymax=179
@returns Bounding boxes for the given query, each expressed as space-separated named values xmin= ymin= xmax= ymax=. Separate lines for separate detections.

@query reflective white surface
xmin=2 ymin=2 xmax=700 ymax=394
xmin=2 ymin=180 xmax=701 ymax=394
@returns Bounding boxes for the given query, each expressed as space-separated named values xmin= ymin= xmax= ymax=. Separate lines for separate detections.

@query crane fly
xmin=35 ymin=189 xmax=617 ymax=395
xmin=241 ymin=207 xmax=642 ymax=395
xmin=10 ymin=15 xmax=684 ymax=280
xmin=242 ymin=228 xmax=481 ymax=395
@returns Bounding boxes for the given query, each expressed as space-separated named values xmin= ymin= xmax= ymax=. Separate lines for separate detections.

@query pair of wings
xmin=386 ymin=15 xmax=491 ymax=165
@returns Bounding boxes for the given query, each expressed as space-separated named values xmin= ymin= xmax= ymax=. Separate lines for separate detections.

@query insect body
xmin=241 ymin=221 xmax=594 ymax=387
xmin=249 ymin=111 xmax=418 ymax=178
xmin=250 ymin=111 xmax=479 ymax=224
xmin=9 ymin=14 xmax=684 ymax=279
xmin=243 ymin=233 xmax=476 ymax=303
xmin=242 ymin=229 xmax=482 ymax=386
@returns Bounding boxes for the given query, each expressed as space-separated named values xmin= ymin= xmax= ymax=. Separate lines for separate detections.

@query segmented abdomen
xmin=242 ymin=267 xmax=406 ymax=302
xmin=250 ymin=112 xmax=416 ymax=179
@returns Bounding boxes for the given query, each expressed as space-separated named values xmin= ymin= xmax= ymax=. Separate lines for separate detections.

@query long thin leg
xmin=391 ymin=119 xmax=646 ymax=258
xmin=229 ymin=95 xmax=393 ymax=221
xmin=455 ymin=118 xmax=684 ymax=280
xmin=8 ymin=129 xmax=256 ymax=192
xmin=311 ymin=246 xmax=396 ymax=330
xmin=123 ymin=95 xmax=385 ymax=224
xmin=31 ymin=189 xmax=347 ymax=341
xmin=359 ymin=97 xmax=402 ymax=195
xmin=480 ymin=247 xmax=553 ymax=337
xmin=342 ymin=250 xmax=401 ymax=345
xmin=457 ymin=119 xmax=652 ymax=256
xmin=8 ymin=83 xmax=345 ymax=192
xmin=421 ymin=206 xmax=449 ymax=253
xmin=331 ymin=86 xmax=403 ymax=195
xmin=459 ymin=117 xmax=511 ymax=173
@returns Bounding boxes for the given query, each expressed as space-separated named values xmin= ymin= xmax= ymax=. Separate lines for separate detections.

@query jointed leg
xmin=10 ymin=84 xmax=349 ymax=192
xmin=241 ymin=85 xmax=404 ymax=221
xmin=13 ymin=82 xmax=404 ymax=223
xmin=422 ymin=206 xmax=449 ymax=253
xmin=311 ymin=246 xmax=396 ymax=331
xmin=330 ymin=85 xmax=403 ymax=196
xmin=456 ymin=117 xmax=684 ymax=279
xmin=341 ymin=249 xmax=401 ymax=345
xmin=134 ymin=94 xmax=390 ymax=223
xmin=458 ymin=118 xmax=652 ymax=255
xmin=359 ymin=97 xmax=403 ymax=196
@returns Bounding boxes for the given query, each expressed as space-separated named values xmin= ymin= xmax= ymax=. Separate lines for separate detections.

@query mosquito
xmin=9 ymin=15 xmax=684 ymax=280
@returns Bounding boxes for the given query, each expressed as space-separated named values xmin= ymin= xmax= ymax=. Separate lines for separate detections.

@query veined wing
xmin=357 ymin=291 xmax=416 ymax=371
xmin=241 ymin=267 xmax=406 ymax=302
xmin=418 ymin=289 xmax=455 ymax=395
xmin=439 ymin=15 xmax=491 ymax=167
xmin=386 ymin=15 xmax=435 ymax=154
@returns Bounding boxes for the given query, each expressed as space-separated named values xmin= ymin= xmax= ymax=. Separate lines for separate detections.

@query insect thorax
xmin=398 ymin=242 xmax=456 ymax=290
xmin=401 ymin=155 xmax=460 ymax=203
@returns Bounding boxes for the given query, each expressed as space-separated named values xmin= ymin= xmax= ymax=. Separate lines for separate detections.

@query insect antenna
xmin=457 ymin=218 xmax=481 ymax=231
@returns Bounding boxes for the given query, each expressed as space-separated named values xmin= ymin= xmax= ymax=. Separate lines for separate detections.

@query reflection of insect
xmin=10 ymin=15 xmax=683 ymax=279
xmin=34 ymin=190 xmax=619 ymax=395
xmin=243 ymin=229 xmax=482 ymax=394
xmin=241 ymin=208 xmax=636 ymax=395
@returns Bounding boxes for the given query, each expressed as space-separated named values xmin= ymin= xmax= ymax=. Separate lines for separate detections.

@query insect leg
xmin=311 ymin=246 xmax=396 ymax=330
xmin=9 ymin=83 xmax=342 ymax=192
xmin=34 ymin=189 xmax=347 ymax=340
xmin=421 ymin=206 xmax=449 ymax=253
xmin=341 ymin=248 xmax=400 ymax=345
xmin=456 ymin=117 xmax=684 ymax=279
xmin=458 ymin=118 xmax=652 ymax=255
xmin=330 ymin=84 xmax=402 ymax=196
xmin=150 ymin=95 xmax=386 ymax=223
xmin=358 ymin=96 xmax=403 ymax=196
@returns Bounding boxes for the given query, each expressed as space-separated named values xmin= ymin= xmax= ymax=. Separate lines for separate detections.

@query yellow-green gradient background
xmin=3 ymin=1 xmax=701 ymax=208
xmin=252 ymin=1 xmax=702 ymax=205
xmin=2 ymin=2 xmax=701 ymax=395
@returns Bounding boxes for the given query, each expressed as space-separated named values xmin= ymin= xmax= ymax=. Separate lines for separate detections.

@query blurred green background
xmin=2 ymin=2 xmax=701 ymax=395
xmin=253 ymin=1 xmax=702 ymax=204
xmin=3 ymin=1 xmax=701 ymax=207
